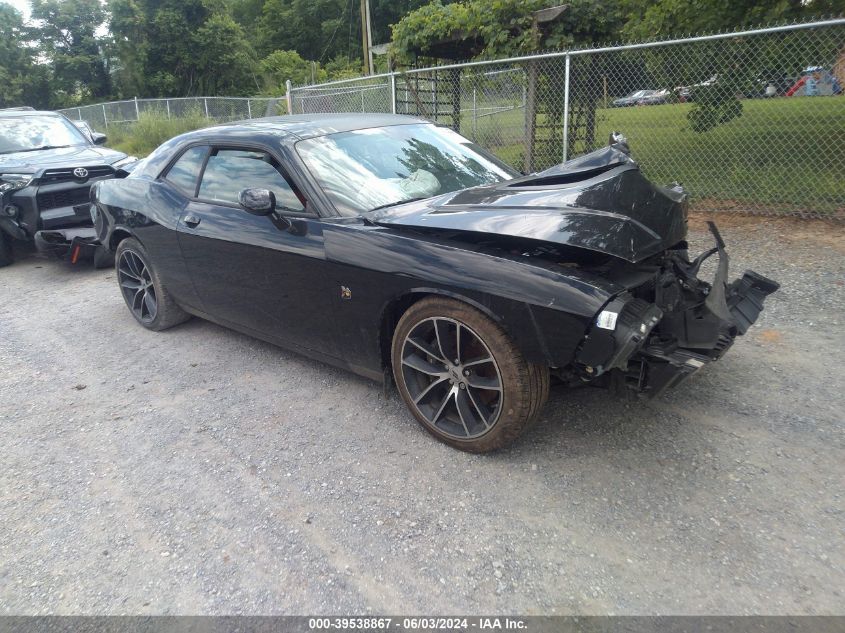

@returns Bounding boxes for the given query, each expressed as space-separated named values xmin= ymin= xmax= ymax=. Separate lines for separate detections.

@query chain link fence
xmin=59 ymin=97 xmax=285 ymax=131
xmin=290 ymin=19 xmax=845 ymax=219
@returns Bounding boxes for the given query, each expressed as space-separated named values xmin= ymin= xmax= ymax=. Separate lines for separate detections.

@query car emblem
xmin=73 ymin=167 xmax=89 ymax=179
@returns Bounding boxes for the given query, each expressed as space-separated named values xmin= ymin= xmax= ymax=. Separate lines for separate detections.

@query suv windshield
xmin=0 ymin=115 xmax=88 ymax=155
xmin=296 ymin=123 xmax=519 ymax=216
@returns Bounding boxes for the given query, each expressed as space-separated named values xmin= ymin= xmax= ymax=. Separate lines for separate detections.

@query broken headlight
xmin=0 ymin=173 xmax=34 ymax=193
xmin=577 ymin=297 xmax=663 ymax=377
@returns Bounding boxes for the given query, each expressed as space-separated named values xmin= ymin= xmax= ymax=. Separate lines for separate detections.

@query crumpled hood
xmin=371 ymin=143 xmax=689 ymax=263
xmin=0 ymin=145 xmax=128 ymax=175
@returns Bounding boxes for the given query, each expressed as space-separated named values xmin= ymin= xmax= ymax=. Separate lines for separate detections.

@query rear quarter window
xmin=163 ymin=146 xmax=208 ymax=196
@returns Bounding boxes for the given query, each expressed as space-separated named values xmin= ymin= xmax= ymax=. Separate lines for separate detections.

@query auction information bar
xmin=1 ymin=617 xmax=844 ymax=633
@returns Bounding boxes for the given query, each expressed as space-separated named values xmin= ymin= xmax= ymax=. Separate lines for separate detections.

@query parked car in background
xmin=636 ymin=89 xmax=670 ymax=105
xmin=611 ymin=89 xmax=667 ymax=107
xmin=92 ymin=115 xmax=778 ymax=452
xmin=786 ymin=66 xmax=842 ymax=97
xmin=675 ymin=75 xmax=718 ymax=102
xmin=0 ymin=108 xmax=135 ymax=267
xmin=744 ymin=71 xmax=793 ymax=98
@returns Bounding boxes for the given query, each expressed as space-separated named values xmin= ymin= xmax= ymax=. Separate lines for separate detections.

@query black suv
xmin=0 ymin=108 xmax=135 ymax=267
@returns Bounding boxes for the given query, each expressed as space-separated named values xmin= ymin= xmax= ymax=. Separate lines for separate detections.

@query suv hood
xmin=0 ymin=145 xmax=128 ymax=174
xmin=371 ymin=141 xmax=689 ymax=263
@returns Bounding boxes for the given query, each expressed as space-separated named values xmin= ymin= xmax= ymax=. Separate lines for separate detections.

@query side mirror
xmin=239 ymin=188 xmax=276 ymax=216
xmin=92 ymin=132 xmax=108 ymax=145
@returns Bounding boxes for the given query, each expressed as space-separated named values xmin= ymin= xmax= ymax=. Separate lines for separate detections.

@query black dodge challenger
xmin=92 ymin=114 xmax=778 ymax=452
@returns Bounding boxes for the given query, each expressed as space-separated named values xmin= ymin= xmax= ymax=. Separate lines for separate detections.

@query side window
xmin=164 ymin=146 xmax=208 ymax=196
xmin=197 ymin=148 xmax=305 ymax=212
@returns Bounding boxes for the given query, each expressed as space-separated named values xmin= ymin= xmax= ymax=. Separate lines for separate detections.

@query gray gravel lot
xmin=0 ymin=216 xmax=843 ymax=615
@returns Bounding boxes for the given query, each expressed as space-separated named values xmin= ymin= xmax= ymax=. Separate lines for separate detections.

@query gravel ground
xmin=0 ymin=215 xmax=843 ymax=615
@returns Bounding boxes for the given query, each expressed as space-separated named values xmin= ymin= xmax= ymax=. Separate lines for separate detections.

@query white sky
xmin=3 ymin=0 xmax=32 ymax=20
xmin=3 ymin=0 xmax=109 ymax=36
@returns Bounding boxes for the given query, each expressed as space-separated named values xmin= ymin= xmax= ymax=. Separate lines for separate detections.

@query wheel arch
xmin=109 ymin=227 xmax=135 ymax=252
xmin=378 ymin=287 xmax=544 ymax=374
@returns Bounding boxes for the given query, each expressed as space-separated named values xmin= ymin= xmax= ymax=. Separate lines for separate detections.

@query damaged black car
xmin=91 ymin=114 xmax=778 ymax=452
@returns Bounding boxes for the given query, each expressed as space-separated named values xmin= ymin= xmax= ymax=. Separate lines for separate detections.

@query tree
xmin=261 ymin=50 xmax=327 ymax=91
xmin=108 ymin=0 xmax=257 ymax=97
xmin=30 ymin=0 xmax=111 ymax=104
xmin=391 ymin=0 xmax=627 ymax=63
xmin=258 ymin=0 xmax=348 ymax=61
xmin=621 ymin=0 xmax=842 ymax=41
xmin=194 ymin=14 xmax=260 ymax=95
xmin=0 ymin=4 xmax=52 ymax=109
xmin=0 ymin=4 xmax=32 ymax=108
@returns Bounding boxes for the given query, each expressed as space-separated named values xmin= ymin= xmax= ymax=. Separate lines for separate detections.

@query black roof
xmin=0 ymin=108 xmax=65 ymax=118
xmin=133 ymin=113 xmax=432 ymax=180
xmin=213 ymin=113 xmax=430 ymax=141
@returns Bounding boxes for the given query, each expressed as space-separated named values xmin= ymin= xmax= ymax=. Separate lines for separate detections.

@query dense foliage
xmin=0 ymin=0 xmax=838 ymax=109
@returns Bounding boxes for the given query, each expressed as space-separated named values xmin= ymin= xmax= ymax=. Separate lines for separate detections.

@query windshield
xmin=296 ymin=123 xmax=519 ymax=216
xmin=0 ymin=115 xmax=89 ymax=154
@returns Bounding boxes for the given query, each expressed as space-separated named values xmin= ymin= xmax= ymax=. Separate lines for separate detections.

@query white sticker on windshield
xmin=596 ymin=310 xmax=618 ymax=331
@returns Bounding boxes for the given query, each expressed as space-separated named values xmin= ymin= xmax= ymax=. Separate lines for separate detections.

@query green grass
xmin=465 ymin=96 xmax=845 ymax=215
xmin=103 ymin=109 xmax=212 ymax=157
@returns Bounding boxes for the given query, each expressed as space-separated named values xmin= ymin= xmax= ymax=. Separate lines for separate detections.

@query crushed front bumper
xmin=635 ymin=267 xmax=778 ymax=397
xmin=34 ymin=226 xmax=113 ymax=268
xmin=578 ymin=222 xmax=780 ymax=397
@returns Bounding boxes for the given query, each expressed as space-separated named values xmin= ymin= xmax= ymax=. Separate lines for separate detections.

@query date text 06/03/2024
xmin=307 ymin=617 xmax=527 ymax=630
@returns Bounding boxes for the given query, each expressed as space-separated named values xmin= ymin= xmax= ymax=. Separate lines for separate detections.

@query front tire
xmin=115 ymin=237 xmax=189 ymax=331
xmin=391 ymin=297 xmax=549 ymax=453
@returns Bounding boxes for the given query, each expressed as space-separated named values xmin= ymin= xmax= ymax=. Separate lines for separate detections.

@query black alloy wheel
xmin=392 ymin=297 xmax=549 ymax=452
xmin=114 ymin=237 xmax=190 ymax=331
xmin=118 ymin=249 xmax=157 ymax=324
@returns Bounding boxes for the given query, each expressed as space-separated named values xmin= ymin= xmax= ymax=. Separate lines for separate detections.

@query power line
xmin=318 ymin=0 xmax=348 ymax=64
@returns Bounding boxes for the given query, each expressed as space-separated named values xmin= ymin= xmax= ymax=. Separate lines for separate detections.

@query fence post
xmin=76 ymin=108 xmax=82 ymax=121
xmin=166 ymin=100 xmax=171 ymax=119
xmin=285 ymin=80 xmax=293 ymax=114
xmin=524 ymin=61 xmax=537 ymax=173
xmin=102 ymin=104 xmax=108 ymax=130
xmin=390 ymin=73 xmax=397 ymax=114
xmin=472 ymin=88 xmax=477 ymax=142
xmin=134 ymin=96 xmax=140 ymax=121
xmin=562 ymin=53 xmax=571 ymax=163
xmin=204 ymin=98 xmax=209 ymax=118
xmin=247 ymin=98 xmax=252 ymax=119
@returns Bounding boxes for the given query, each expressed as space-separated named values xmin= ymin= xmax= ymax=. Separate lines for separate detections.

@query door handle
xmin=183 ymin=213 xmax=201 ymax=228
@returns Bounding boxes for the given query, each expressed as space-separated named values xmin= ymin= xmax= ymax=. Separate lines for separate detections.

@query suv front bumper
xmin=34 ymin=225 xmax=113 ymax=268
xmin=0 ymin=174 xmax=114 ymax=241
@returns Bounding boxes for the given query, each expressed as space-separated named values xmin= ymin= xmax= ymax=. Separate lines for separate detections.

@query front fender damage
xmin=574 ymin=221 xmax=779 ymax=397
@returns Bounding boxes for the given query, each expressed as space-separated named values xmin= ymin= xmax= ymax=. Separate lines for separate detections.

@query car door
xmin=175 ymin=145 xmax=338 ymax=357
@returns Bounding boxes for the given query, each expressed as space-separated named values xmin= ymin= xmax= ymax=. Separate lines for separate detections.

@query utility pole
xmin=524 ymin=4 xmax=568 ymax=173
xmin=366 ymin=0 xmax=375 ymax=75
xmin=360 ymin=0 xmax=374 ymax=75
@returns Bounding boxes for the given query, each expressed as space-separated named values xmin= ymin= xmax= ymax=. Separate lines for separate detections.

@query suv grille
xmin=37 ymin=187 xmax=91 ymax=210
xmin=40 ymin=165 xmax=114 ymax=184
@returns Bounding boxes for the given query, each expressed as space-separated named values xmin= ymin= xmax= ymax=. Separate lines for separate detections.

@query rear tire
xmin=114 ymin=237 xmax=190 ymax=331
xmin=391 ymin=296 xmax=549 ymax=453
xmin=0 ymin=231 xmax=13 ymax=268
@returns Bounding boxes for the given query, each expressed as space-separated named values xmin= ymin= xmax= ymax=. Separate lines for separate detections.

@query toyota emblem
xmin=73 ymin=167 xmax=89 ymax=179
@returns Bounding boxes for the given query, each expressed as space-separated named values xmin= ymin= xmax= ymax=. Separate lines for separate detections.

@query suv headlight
xmin=0 ymin=173 xmax=34 ymax=193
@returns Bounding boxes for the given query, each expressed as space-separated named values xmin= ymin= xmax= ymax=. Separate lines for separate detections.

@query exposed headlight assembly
xmin=0 ymin=173 xmax=34 ymax=193
xmin=577 ymin=297 xmax=663 ymax=377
